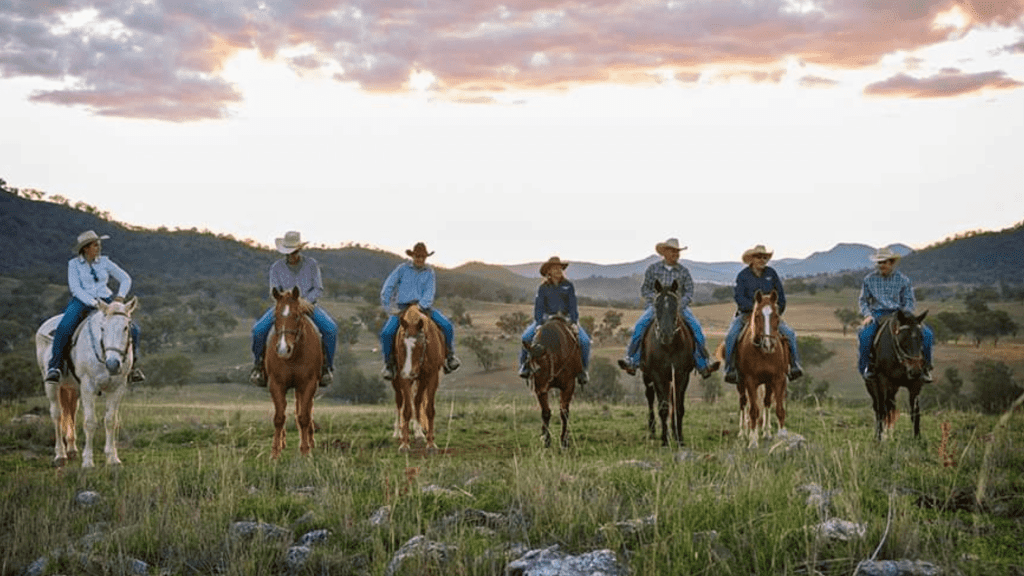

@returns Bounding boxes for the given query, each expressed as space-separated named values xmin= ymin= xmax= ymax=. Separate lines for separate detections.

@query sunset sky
xmin=2 ymin=0 xmax=1022 ymax=268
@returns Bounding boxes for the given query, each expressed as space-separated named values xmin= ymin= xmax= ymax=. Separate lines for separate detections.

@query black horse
xmin=865 ymin=309 xmax=928 ymax=441
xmin=641 ymin=280 xmax=696 ymax=447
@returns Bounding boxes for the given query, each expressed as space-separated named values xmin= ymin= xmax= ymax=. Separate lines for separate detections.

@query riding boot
xmin=380 ymin=363 xmax=395 ymax=381
xmin=577 ymin=371 xmax=589 ymax=386
xmin=788 ymin=362 xmax=804 ymax=381
xmin=45 ymin=367 xmax=62 ymax=384
xmin=250 ymin=359 xmax=267 ymax=387
xmin=129 ymin=359 xmax=146 ymax=384
xmin=519 ymin=363 xmax=532 ymax=379
xmin=724 ymin=365 xmax=738 ymax=384
xmin=617 ymin=357 xmax=637 ymax=376
xmin=921 ymin=366 xmax=934 ymax=383
xmin=862 ymin=365 xmax=875 ymax=382
xmin=444 ymin=352 xmax=461 ymax=374
xmin=319 ymin=364 xmax=333 ymax=387
xmin=698 ymin=348 xmax=720 ymax=379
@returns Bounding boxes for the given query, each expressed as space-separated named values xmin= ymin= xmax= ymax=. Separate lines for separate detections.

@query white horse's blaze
xmin=282 ymin=304 xmax=290 ymax=317
xmin=761 ymin=305 xmax=772 ymax=337
xmin=400 ymin=336 xmax=416 ymax=378
xmin=276 ymin=333 xmax=289 ymax=357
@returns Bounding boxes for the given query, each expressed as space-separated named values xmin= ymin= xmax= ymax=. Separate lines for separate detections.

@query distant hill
xmin=898 ymin=223 xmax=1024 ymax=285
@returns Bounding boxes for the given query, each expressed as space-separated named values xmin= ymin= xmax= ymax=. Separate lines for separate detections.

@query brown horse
xmin=526 ymin=315 xmax=582 ymax=448
xmin=641 ymin=280 xmax=696 ymax=447
xmin=392 ymin=305 xmax=445 ymax=453
xmin=730 ymin=289 xmax=790 ymax=448
xmin=865 ymin=310 xmax=928 ymax=441
xmin=265 ymin=287 xmax=322 ymax=458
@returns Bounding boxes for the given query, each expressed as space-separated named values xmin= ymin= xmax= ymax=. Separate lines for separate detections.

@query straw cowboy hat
xmin=539 ymin=256 xmax=570 ymax=277
xmin=655 ymin=238 xmax=687 ymax=256
xmin=870 ymin=247 xmax=902 ymax=263
xmin=275 ymin=231 xmax=308 ymax=254
xmin=406 ymin=242 xmax=434 ymax=258
xmin=742 ymin=244 xmax=774 ymax=265
xmin=73 ymin=230 xmax=110 ymax=254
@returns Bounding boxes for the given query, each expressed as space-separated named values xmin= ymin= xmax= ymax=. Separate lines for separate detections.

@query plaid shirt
xmin=641 ymin=261 xmax=694 ymax=309
xmin=859 ymin=270 xmax=916 ymax=317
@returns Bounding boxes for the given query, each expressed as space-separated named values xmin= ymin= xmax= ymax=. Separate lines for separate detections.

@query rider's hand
xmin=860 ymin=316 xmax=873 ymax=327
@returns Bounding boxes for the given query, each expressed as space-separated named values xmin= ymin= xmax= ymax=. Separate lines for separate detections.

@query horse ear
xmin=654 ymin=279 xmax=663 ymax=293
xmin=125 ymin=296 xmax=138 ymax=314
xmin=416 ymin=319 xmax=424 ymax=330
xmin=754 ymin=290 xmax=763 ymax=303
xmin=916 ymin=310 xmax=928 ymax=324
xmin=272 ymin=287 xmax=281 ymax=300
xmin=770 ymin=290 xmax=778 ymax=303
xmin=290 ymin=286 xmax=300 ymax=299
xmin=96 ymin=299 xmax=109 ymax=313
xmin=670 ymin=280 xmax=679 ymax=293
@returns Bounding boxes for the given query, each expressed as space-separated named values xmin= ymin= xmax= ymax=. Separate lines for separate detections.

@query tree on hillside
xmin=920 ymin=367 xmax=968 ymax=409
xmin=0 ymin=353 xmax=37 ymax=403
xmin=712 ymin=286 xmax=733 ymax=302
xmin=833 ymin=308 xmax=860 ymax=336
xmin=796 ymin=335 xmax=835 ymax=367
xmin=971 ymin=359 xmax=1023 ymax=414
xmin=357 ymin=305 xmax=387 ymax=336
xmin=496 ymin=311 xmax=531 ymax=336
xmin=578 ymin=357 xmax=624 ymax=403
xmin=460 ymin=335 xmax=502 ymax=372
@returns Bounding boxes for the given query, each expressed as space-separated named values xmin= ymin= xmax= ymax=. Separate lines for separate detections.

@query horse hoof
xmin=398 ymin=444 xmax=411 ymax=454
xmin=53 ymin=457 xmax=67 ymax=468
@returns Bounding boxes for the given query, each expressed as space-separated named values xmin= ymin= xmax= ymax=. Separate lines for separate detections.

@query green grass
xmin=2 ymin=384 xmax=1022 ymax=576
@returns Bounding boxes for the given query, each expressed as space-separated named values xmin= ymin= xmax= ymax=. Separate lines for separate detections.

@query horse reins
xmin=98 ymin=310 xmax=133 ymax=365
xmin=399 ymin=327 xmax=428 ymax=380
xmin=890 ymin=319 xmax=924 ymax=369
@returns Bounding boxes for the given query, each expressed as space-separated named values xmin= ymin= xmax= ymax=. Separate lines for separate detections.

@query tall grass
xmin=1 ymin=386 xmax=1021 ymax=575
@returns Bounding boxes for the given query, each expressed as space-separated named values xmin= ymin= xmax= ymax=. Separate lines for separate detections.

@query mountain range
xmin=1 ymin=186 xmax=1021 ymax=306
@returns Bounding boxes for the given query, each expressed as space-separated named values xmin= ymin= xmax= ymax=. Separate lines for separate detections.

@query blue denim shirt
xmin=67 ymin=255 xmax=131 ymax=307
xmin=859 ymin=270 xmax=915 ymax=318
xmin=380 ymin=261 xmax=436 ymax=311
xmin=269 ymin=256 xmax=324 ymax=304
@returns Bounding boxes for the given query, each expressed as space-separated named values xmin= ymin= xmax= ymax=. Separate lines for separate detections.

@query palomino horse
xmin=392 ymin=305 xmax=444 ymax=453
xmin=641 ymin=280 xmax=696 ymax=447
xmin=35 ymin=298 xmax=138 ymax=468
xmin=265 ymin=287 xmax=323 ymax=458
xmin=526 ymin=315 xmax=583 ymax=449
xmin=726 ymin=289 xmax=790 ymax=448
xmin=865 ymin=310 xmax=928 ymax=441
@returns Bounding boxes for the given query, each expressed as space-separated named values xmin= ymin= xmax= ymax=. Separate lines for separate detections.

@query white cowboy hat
xmin=275 ymin=231 xmax=307 ymax=254
xmin=655 ymin=238 xmax=687 ymax=256
xmin=73 ymin=230 xmax=110 ymax=254
xmin=870 ymin=247 xmax=902 ymax=263
xmin=742 ymin=244 xmax=774 ymax=265
xmin=539 ymin=256 xmax=570 ymax=277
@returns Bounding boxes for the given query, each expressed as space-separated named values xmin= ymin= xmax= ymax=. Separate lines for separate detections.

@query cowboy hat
xmin=655 ymin=238 xmax=687 ymax=256
xmin=406 ymin=242 xmax=434 ymax=258
xmin=742 ymin=244 xmax=774 ymax=265
xmin=539 ymin=256 xmax=570 ymax=277
xmin=870 ymin=247 xmax=902 ymax=263
xmin=275 ymin=231 xmax=307 ymax=254
xmin=73 ymin=230 xmax=110 ymax=254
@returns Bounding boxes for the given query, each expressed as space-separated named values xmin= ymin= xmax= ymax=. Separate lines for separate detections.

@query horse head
xmin=271 ymin=286 xmax=309 ymax=360
xmin=95 ymin=297 xmax=137 ymax=376
xmin=893 ymin=309 xmax=928 ymax=380
xmin=652 ymin=279 xmax=681 ymax=346
xmin=751 ymin=290 xmax=781 ymax=353
xmin=398 ymin=307 xmax=429 ymax=380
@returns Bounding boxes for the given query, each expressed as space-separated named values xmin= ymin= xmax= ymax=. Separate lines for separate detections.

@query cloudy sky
xmin=2 ymin=0 xmax=1022 ymax=268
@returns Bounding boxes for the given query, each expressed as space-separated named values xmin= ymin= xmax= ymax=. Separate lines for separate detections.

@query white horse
xmin=35 ymin=298 xmax=137 ymax=468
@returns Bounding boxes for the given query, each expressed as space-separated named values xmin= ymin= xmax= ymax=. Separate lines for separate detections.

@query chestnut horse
xmin=641 ymin=280 xmax=696 ymax=447
xmin=526 ymin=315 xmax=582 ymax=448
xmin=727 ymin=289 xmax=790 ymax=448
xmin=35 ymin=298 xmax=138 ymax=468
xmin=265 ymin=287 xmax=322 ymax=458
xmin=392 ymin=305 xmax=444 ymax=453
xmin=865 ymin=310 xmax=928 ymax=441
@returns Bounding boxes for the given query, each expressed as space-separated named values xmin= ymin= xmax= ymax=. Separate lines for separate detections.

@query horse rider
xmin=45 ymin=230 xmax=145 ymax=384
xmin=858 ymin=247 xmax=934 ymax=383
xmin=379 ymin=242 xmax=461 ymax=380
xmin=249 ymin=231 xmax=337 ymax=387
xmin=617 ymin=238 xmax=719 ymax=378
xmin=518 ymin=256 xmax=591 ymax=385
xmin=722 ymin=244 xmax=804 ymax=384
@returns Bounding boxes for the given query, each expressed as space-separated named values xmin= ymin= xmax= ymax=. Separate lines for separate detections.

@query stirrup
xmin=45 ymin=368 xmax=62 ymax=383
xmin=129 ymin=367 xmax=146 ymax=384
xmin=380 ymin=365 xmax=395 ymax=381
xmin=319 ymin=368 xmax=333 ymax=387
xmin=249 ymin=366 xmax=267 ymax=387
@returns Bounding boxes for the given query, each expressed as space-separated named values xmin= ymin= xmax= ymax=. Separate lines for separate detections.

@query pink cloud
xmin=864 ymin=68 xmax=1024 ymax=98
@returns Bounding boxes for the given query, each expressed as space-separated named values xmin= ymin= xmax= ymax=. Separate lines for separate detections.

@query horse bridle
xmin=653 ymin=293 xmax=683 ymax=344
xmin=529 ymin=318 xmax=578 ymax=383
xmin=400 ymin=328 xmax=428 ymax=380
xmin=98 ymin=310 xmax=133 ymax=365
xmin=890 ymin=319 xmax=924 ymax=371
xmin=751 ymin=304 xmax=781 ymax=352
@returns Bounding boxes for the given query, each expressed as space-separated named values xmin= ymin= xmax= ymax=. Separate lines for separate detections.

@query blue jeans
xmin=379 ymin=307 xmax=455 ymax=365
xmin=858 ymin=312 xmax=934 ymax=374
xmin=519 ymin=321 xmax=591 ymax=370
xmin=723 ymin=314 xmax=801 ymax=372
xmin=48 ymin=297 xmax=141 ymax=372
xmin=625 ymin=306 xmax=711 ymax=370
xmin=252 ymin=305 xmax=337 ymax=368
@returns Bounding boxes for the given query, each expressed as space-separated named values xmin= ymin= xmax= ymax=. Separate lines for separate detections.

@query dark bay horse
xmin=866 ymin=310 xmax=928 ymax=441
xmin=265 ymin=287 xmax=322 ymax=458
xmin=726 ymin=289 xmax=790 ymax=448
xmin=527 ymin=315 xmax=582 ymax=448
xmin=641 ymin=280 xmax=695 ymax=447
xmin=35 ymin=298 xmax=138 ymax=468
xmin=392 ymin=305 xmax=444 ymax=453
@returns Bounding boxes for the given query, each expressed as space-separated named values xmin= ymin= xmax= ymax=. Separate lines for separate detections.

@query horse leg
xmin=422 ymin=376 xmax=439 ymax=454
xmin=773 ymin=376 xmax=787 ymax=432
xmin=80 ymin=385 xmax=99 ymax=468
xmin=537 ymin=389 xmax=552 ymax=448
xmin=744 ymin=379 xmax=761 ymax=449
xmin=645 ymin=383 xmax=657 ymax=440
xmin=392 ymin=380 xmax=403 ymax=439
xmin=102 ymin=385 xmax=127 ymax=465
xmin=59 ymin=385 xmax=79 ymax=460
xmin=909 ymin=382 xmax=922 ymax=439
xmin=398 ymin=380 xmax=414 ymax=453
xmin=269 ymin=382 xmax=288 ymax=459
xmin=671 ymin=376 xmax=685 ymax=447
xmin=45 ymin=382 xmax=69 ymax=467
xmin=559 ymin=382 xmax=574 ymax=449
xmin=658 ymin=391 xmax=671 ymax=448
xmin=295 ymin=386 xmax=315 ymax=456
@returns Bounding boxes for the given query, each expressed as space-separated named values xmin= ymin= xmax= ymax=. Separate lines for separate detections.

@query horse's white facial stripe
xmin=277 ymin=333 xmax=289 ymax=356
xmin=282 ymin=305 xmax=290 ymax=317
xmin=761 ymin=305 xmax=772 ymax=336
xmin=401 ymin=336 xmax=416 ymax=377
